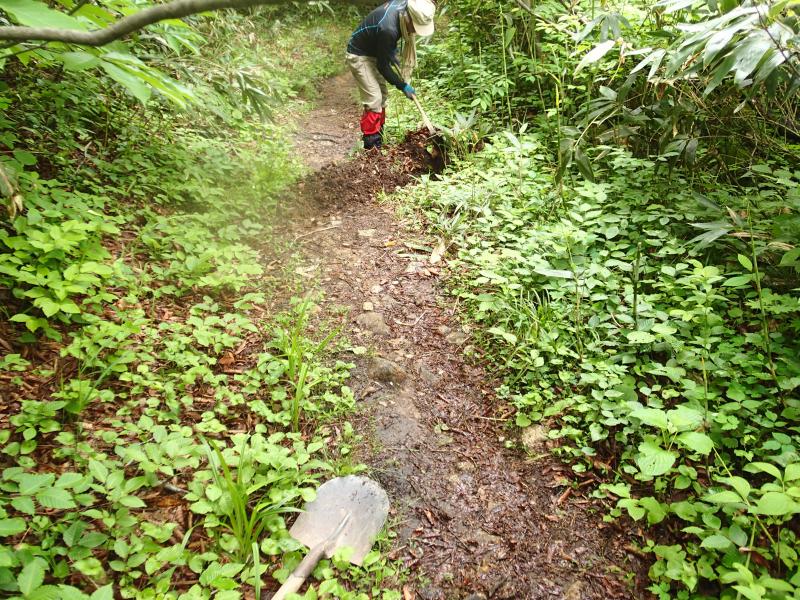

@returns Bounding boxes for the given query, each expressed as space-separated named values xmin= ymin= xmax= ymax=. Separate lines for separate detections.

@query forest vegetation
xmin=1 ymin=0 xmax=799 ymax=599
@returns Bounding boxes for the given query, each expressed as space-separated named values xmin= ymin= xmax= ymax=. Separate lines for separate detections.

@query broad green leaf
xmin=706 ymin=490 xmax=746 ymax=504
xmin=627 ymin=331 xmax=655 ymax=344
xmin=652 ymin=322 xmax=677 ymax=336
xmin=34 ymin=296 xmax=61 ymax=317
xmin=728 ymin=524 xmax=748 ymax=547
xmin=635 ymin=441 xmax=676 ymax=477
xmin=752 ymin=492 xmax=800 ymax=516
xmin=602 ymin=483 xmax=631 ymax=498
xmin=0 ymin=0 xmax=86 ymax=29
xmin=575 ymin=40 xmax=616 ymax=73
xmin=119 ymin=495 xmax=146 ymax=508
xmin=736 ymin=254 xmax=753 ymax=271
xmin=639 ymin=496 xmax=668 ymax=524
xmin=63 ymin=521 xmax=87 ymax=547
xmin=0 ymin=547 xmax=16 ymax=568
xmin=618 ymin=498 xmax=645 ymax=520
xmin=769 ymin=0 xmax=795 ymax=17
xmin=703 ymin=24 xmax=740 ymax=66
xmin=726 ymin=382 xmax=747 ymax=401
xmin=90 ymin=584 xmax=114 ymax=600
xmin=719 ymin=476 xmax=751 ymax=500
xmin=70 ymin=2 xmax=116 ymax=27
xmin=56 ymin=585 xmax=91 ymax=600
xmin=723 ymin=274 xmax=753 ymax=287
xmin=18 ymin=473 xmax=54 ymax=495
xmin=533 ymin=267 xmax=573 ymax=279
xmin=55 ymin=472 xmax=83 ymax=489
xmin=37 ymin=487 xmax=76 ymax=509
xmin=28 ymin=585 xmax=62 ymax=600
xmin=88 ymin=459 xmax=108 ymax=483
xmin=667 ymin=405 xmax=705 ymax=431
xmin=11 ymin=496 xmax=35 ymax=515
xmin=705 ymin=52 xmax=738 ymax=95
xmin=12 ymin=150 xmax=36 ymax=166
xmin=744 ymin=461 xmax=782 ymax=481
xmin=630 ymin=407 xmax=669 ymax=429
xmin=732 ymin=32 xmax=773 ymax=86
xmin=74 ymin=557 xmax=104 ymax=578
xmin=677 ymin=431 xmax=714 ymax=455
xmin=0 ymin=517 xmax=26 ymax=537
xmin=59 ymin=51 xmax=101 ymax=72
xmin=671 ymin=500 xmax=697 ymax=521
xmin=785 ymin=463 xmax=800 ymax=482
xmin=488 ymin=326 xmax=518 ymax=344
xmin=701 ymin=534 xmax=733 ymax=550
xmin=515 ymin=413 xmax=531 ymax=427
xmin=761 ymin=576 xmax=794 ymax=592
xmin=17 ymin=557 xmax=47 ymax=596
xmin=779 ymin=247 xmax=800 ymax=267
xmin=779 ymin=376 xmax=800 ymax=392
xmin=574 ymin=147 xmax=594 ymax=182
xmin=59 ymin=301 xmax=81 ymax=314
xmin=100 ymin=61 xmax=152 ymax=105
xmin=103 ymin=52 xmax=194 ymax=106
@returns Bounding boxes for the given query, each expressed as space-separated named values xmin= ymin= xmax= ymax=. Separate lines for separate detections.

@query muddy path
xmin=283 ymin=77 xmax=646 ymax=599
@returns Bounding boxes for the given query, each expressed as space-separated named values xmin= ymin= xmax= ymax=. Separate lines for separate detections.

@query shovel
xmin=270 ymin=476 xmax=390 ymax=600
xmin=410 ymin=93 xmax=436 ymax=136
xmin=409 ymin=93 xmax=449 ymax=170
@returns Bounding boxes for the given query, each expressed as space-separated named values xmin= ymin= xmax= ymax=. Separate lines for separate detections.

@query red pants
xmin=361 ymin=109 xmax=386 ymax=136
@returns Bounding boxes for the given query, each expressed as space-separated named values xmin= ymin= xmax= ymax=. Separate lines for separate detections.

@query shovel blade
xmin=289 ymin=476 xmax=389 ymax=566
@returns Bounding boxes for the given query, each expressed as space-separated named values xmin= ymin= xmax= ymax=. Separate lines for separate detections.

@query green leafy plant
xmin=203 ymin=437 xmax=300 ymax=564
xmin=0 ymin=6 xmax=399 ymax=599
xmin=402 ymin=126 xmax=800 ymax=597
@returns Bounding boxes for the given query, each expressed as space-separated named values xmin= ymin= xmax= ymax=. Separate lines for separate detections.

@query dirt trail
xmin=284 ymin=78 xmax=644 ymax=599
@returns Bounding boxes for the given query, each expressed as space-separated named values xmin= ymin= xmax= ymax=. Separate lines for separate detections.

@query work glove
xmin=402 ymin=83 xmax=416 ymax=99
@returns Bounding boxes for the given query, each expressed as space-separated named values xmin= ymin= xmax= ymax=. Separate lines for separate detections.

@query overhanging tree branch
xmin=0 ymin=0 xmax=297 ymax=45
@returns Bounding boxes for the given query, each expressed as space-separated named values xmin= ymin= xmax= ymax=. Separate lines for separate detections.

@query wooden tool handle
xmin=270 ymin=543 xmax=325 ymax=600
xmin=411 ymin=94 xmax=436 ymax=135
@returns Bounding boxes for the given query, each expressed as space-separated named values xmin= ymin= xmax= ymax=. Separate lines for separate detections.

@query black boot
xmin=363 ymin=133 xmax=382 ymax=150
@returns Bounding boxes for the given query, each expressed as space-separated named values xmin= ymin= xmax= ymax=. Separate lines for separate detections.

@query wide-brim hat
xmin=407 ymin=0 xmax=435 ymax=37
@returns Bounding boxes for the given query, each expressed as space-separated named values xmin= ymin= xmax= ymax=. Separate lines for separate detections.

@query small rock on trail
xmin=367 ymin=356 xmax=407 ymax=385
xmin=355 ymin=311 xmax=391 ymax=336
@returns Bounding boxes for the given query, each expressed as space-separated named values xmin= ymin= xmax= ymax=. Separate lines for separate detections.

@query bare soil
xmin=284 ymin=78 xmax=649 ymax=599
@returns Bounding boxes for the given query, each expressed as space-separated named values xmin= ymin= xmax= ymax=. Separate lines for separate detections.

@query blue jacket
xmin=347 ymin=1 xmax=407 ymax=91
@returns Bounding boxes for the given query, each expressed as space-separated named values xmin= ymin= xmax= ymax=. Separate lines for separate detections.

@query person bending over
xmin=346 ymin=0 xmax=435 ymax=150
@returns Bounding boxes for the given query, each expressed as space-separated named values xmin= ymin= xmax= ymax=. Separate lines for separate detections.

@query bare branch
xmin=0 ymin=0 xmax=299 ymax=45
xmin=0 ymin=0 xmax=92 ymax=50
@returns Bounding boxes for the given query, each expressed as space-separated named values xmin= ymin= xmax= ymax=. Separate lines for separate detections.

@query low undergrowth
xmin=1 ymin=7 xmax=402 ymax=600
xmin=402 ymin=134 xmax=800 ymax=598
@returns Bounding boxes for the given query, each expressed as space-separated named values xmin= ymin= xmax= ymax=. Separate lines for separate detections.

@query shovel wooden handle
xmin=270 ymin=513 xmax=351 ymax=600
xmin=270 ymin=543 xmax=325 ymax=600
xmin=410 ymin=94 xmax=436 ymax=136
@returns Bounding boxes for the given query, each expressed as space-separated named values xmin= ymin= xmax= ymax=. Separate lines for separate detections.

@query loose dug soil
xmin=282 ymin=79 xmax=650 ymax=599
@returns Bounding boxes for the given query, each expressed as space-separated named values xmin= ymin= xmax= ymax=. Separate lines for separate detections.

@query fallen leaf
xmin=430 ymin=238 xmax=446 ymax=264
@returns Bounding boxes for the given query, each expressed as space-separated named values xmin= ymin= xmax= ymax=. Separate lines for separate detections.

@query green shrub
xmin=404 ymin=131 xmax=800 ymax=598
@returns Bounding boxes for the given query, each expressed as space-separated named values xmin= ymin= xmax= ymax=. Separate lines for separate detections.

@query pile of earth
xmin=296 ymin=128 xmax=444 ymax=208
